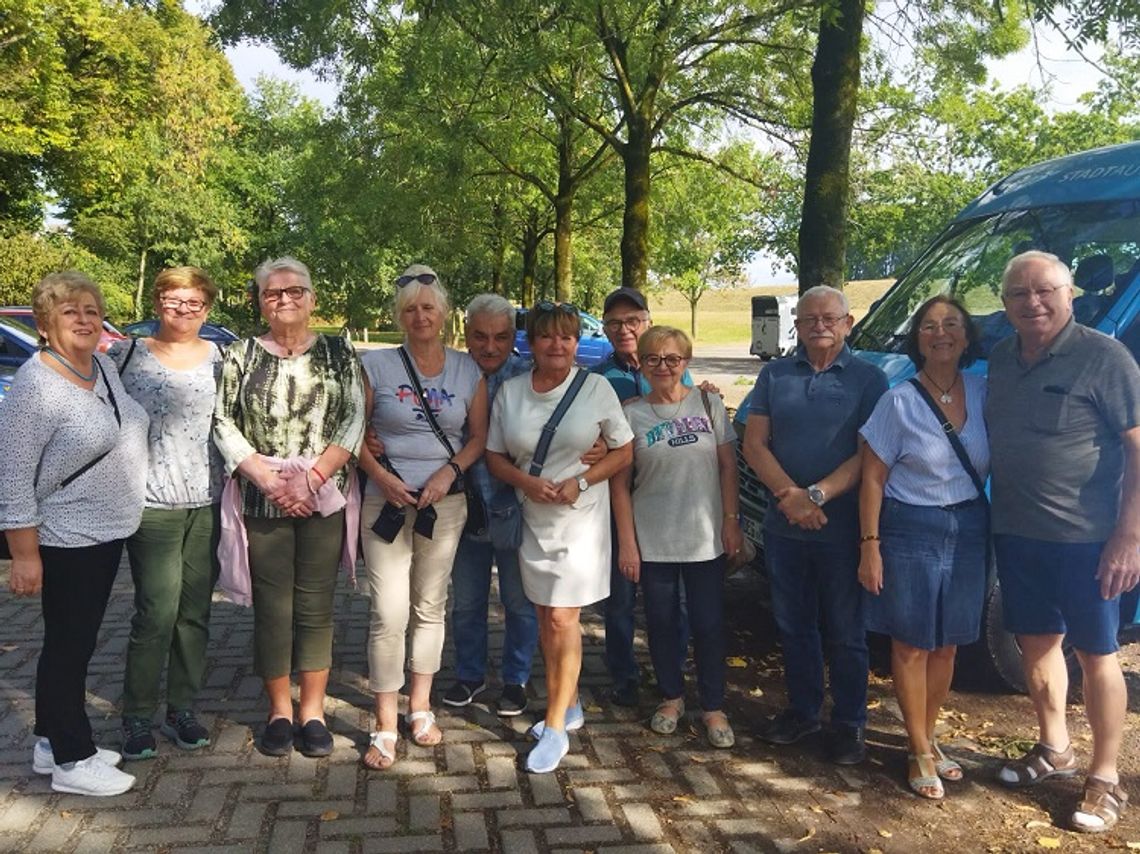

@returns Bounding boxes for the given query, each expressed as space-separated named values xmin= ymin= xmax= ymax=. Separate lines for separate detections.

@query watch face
xmin=808 ymin=486 xmax=824 ymax=505
xmin=577 ymin=476 xmax=589 ymax=492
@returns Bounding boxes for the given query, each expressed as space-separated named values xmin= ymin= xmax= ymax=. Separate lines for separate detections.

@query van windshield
xmin=850 ymin=200 xmax=1140 ymax=359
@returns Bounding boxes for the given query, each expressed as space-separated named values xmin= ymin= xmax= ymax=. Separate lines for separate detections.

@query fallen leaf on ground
xmin=585 ymin=704 xmax=603 ymax=713
xmin=320 ymin=810 xmax=339 ymax=821
xmin=672 ymin=796 xmax=693 ymax=803
xmin=796 ymin=828 xmax=816 ymax=842
xmin=1026 ymin=820 xmax=1051 ymax=829
xmin=1125 ymin=842 xmax=1140 ymax=850
xmin=866 ymin=698 xmax=882 ymax=710
xmin=878 ymin=829 xmax=892 ymax=838
xmin=726 ymin=656 xmax=748 ymax=667
xmin=748 ymin=687 xmax=764 ymax=697
xmin=1036 ymin=837 xmax=1061 ymax=848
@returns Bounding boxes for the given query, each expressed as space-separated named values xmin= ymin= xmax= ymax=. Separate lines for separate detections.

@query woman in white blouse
xmin=857 ymin=295 xmax=989 ymax=801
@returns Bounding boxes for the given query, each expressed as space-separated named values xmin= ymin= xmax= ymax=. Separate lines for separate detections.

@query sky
xmin=199 ymin=6 xmax=1106 ymax=286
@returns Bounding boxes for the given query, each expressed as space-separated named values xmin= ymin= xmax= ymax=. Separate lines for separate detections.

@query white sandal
xmin=364 ymin=731 xmax=397 ymax=770
xmin=405 ymin=710 xmax=441 ymax=746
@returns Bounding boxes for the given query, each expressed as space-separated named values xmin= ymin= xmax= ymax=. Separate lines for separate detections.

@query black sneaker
xmin=442 ymin=679 xmax=487 ymax=707
xmin=825 ymin=723 xmax=866 ymax=765
xmin=757 ymin=709 xmax=821 ymax=745
xmin=160 ymin=710 xmax=210 ymax=751
xmin=298 ymin=719 xmax=333 ymax=757
xmin=258 ymin=718 xmax=295 ymax=757
xmin=497 ymin=684 xmax=529 ymax=717
xmin=608 ymin=679 xmax=640 ymax=708
xmin=121 ymin=716 xmax=157 ymax=761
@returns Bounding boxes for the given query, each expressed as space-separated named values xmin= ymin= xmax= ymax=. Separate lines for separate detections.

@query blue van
xmin=735 ymin=140 xmax=1140 ymax=689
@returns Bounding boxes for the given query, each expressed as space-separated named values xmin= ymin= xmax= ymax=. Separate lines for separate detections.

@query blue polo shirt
xmin=592 ymin=353 xmax=694 ymax=402
xmin=748 ymin=344 xmax=887 ymax=543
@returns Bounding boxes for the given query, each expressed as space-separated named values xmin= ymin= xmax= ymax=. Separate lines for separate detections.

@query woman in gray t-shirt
xmin=108 ymin=267 xmax=225 ymax=763
xmin=611 ymin=327 xmax=742 ymax=749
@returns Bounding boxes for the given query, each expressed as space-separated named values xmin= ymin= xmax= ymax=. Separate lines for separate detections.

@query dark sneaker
xmin=497 ymin=684 xmax=529 ymax=717
xmin=608 ymin=679 xmax=640 ymax=708
xmin=442 ymin=679 xmax=487 ymax=707
xmin=258 ymin=718 xmax=295 ymax=757
xmin=160 ymin=710 xmax=210 ymax=751
xmin=298 ymin=719 xmax=333 ymax=757
xmin=121 ymin=716 xmax=157 ymax=761
xmin=826 ymin=724 xmax=866 ymax=765
xmin=757 ymin=709 xmax=821 ymax=745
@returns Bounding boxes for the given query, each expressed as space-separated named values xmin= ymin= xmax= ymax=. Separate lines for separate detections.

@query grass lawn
xmin=647 ymin=279 xmax=893 ymax=345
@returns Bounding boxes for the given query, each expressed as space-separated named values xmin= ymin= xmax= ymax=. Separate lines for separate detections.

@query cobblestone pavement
xmin=0 ymin=561 xmax=1135 ymax=853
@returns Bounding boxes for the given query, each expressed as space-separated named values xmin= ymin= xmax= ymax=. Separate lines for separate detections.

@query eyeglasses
xmin=918 ymin=319 xmax=964 ymax=334
xmin=794 ymin=314 xmax=846 ymax=328
xmin=603 ymin=315 xmax=649 ymax=333
xmin=642 ymin=354 xmax=686 ymax=368
xmin=1003 ymin=284 xmax=1067 ymax=302
xmin=533 ymin=301 xmax=579 ymax=317
xmin=159 ymin=297 xmax=206 ymax=312
xmin=260 ymin=286 xmax=311 ymax=303
xmin=396 ymin=273 xmax=437 ymax=288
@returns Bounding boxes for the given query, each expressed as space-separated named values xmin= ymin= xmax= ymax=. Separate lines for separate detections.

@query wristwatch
xmin=577 ymin=476 xmax=590 ymax=493
xmin=807 ymin=483 xmax=826 ymax=507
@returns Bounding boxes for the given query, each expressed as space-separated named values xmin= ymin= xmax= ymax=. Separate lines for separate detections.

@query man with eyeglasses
xmin=742 ymin=285 xmax=887 ymax=765
xmin=987 ymin=251 xmax=1140 ymax=833
xmin=593 ymin=287 xmax=696 ymax=707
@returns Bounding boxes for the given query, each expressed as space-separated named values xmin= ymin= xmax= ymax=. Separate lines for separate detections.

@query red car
xmin=0 ymin=306 xmax=126 ymax=353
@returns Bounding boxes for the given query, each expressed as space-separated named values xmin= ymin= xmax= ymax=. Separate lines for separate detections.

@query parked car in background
xmin=734 ymin=140 xmax=1140 ymax=691
xmin=0 ymin=306 xmax=125 ymax=353
xmin=0 ymin=315 xmax=39 ymax=371
xmin=0 ymin=363 xmax=16 ymax=404
xmin=513 ymin=308 xmax=615 ymax=367
xmin=122 ymin=319 xmax=239 ymax=346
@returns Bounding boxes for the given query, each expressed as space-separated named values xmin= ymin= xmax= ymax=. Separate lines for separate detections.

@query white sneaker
xmin=51 ymin=756 xmax=136 ymax=796
xmin=33 ymin=739 xmax=122 ymax=775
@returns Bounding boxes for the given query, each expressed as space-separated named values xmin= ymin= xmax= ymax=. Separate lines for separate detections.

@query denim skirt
xmin=864 ymin=497 xmax=988 ymax=650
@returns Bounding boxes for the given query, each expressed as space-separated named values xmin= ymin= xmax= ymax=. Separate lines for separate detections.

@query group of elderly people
xmin=1 ymin=251 xmax=1136 ymax=832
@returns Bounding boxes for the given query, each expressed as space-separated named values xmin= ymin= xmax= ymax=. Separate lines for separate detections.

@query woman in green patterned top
xmin=214 ymin=257 xmax=365 ymax=758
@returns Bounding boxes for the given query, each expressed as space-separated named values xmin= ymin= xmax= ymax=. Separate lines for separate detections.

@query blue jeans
xmin=764 ymin=532 xmax=868 ymax=727
xmin=451 ymin=536 xmax=538 ymax=685
xmin=641 ymin=557 xmax=726 ymax=711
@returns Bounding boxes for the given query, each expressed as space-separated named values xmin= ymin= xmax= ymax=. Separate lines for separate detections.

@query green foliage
xmin=0 ymin=231 xmax=131 ymax=319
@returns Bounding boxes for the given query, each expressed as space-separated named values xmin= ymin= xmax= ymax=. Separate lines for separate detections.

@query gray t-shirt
xmin=0 ymin=354 xmax=149 ymax=546
xmin=361 ymin=346 xmax=482 ymax=491
xmin=623 ymin=390 xmax=734 ymax=563
xmin=108 ymin=339 xmax=224 ymax=509
xmin=986 ymin=319 xmax=1140 ymax=542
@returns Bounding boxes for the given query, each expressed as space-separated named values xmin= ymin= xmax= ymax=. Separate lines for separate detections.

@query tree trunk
xmin=519 ymin=213 xmax=541 ymax=307
xmin=491 ymin=201 xmax=506 ymax=295
xmin=134 ymin=246 xmax=148 ymax=320
xmin=620 ymin=116 xmax=652 ymax=292
xmin=797 ymin=0 xmax=865 ymax=294
xmin=554 ymin=114 xmax=575 ymax=302
xmin=689 ymin=296 xmax=699 ymax=340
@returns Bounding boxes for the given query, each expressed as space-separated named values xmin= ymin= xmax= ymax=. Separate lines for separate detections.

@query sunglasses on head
xmin=396 ymin=272 xmax=438 ymax=288
xmin=532 ymin=301 xmax=579 ymax=317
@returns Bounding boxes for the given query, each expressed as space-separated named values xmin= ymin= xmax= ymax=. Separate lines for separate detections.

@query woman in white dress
xmin=486 ymin=302 xmax=633 ymax=773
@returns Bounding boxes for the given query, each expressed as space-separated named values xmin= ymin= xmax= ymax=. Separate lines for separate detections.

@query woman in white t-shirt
xmin=486 ymin=302 xmax=633 ymax=774
xmin=611 ymin=326 xmax=742 ymax=749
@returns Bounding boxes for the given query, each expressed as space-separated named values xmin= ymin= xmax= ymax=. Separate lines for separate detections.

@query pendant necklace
xmin=922 ymin=370 xmax=958 ymax=404
xmin=649 ymin=394 xmax=684 ymax=421
xmin=43 ymin=347 xmax=97 ymax=382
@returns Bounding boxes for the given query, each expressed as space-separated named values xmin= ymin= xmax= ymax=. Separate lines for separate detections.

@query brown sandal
xmin=1071 ymin=777 xmax=1128 ymax=833
xmin=996 ymin=742 xmax=1078 ymax=787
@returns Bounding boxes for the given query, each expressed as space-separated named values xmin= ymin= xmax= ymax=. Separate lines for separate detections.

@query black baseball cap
xmin=603 ymin=287 xmax=648 ymax=313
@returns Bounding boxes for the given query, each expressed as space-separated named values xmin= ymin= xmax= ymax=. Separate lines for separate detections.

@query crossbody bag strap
xmin=397 ymin=346 xmax=457 ymax=458
xmin=529 ymin=369 xmax=589 ymax=477
xmin=61 ymin=359 xmax=122 ymax=488
xmin=118 ymin=336 xmax=140 ymax=375
xmin=907 ymin=377 xmax=987 ymax=499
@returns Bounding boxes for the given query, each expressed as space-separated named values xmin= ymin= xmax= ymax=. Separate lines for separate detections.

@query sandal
xmin=1071 ymin=776 xmax=1128 ymax=833
xmin=649 ymin=699 xmax=685 ymax=735
xmin=362 ymin=731 xmax=397 ymax=770
xmin=405 ymin=710 xmax=442 ymax=747
xmin=702 ymin=711 xmax=735 ymax=749
xmin=908 ymin=753 xmax=945 ymax=800
xmin=931 ymin=741 xmax=963 ymax=782
xmin=996 ymin=742 xmax=1078 ymax=788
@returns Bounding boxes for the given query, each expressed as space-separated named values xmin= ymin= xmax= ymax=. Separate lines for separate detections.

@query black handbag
xmin=396 ymin=347 xmax=488 ymax=537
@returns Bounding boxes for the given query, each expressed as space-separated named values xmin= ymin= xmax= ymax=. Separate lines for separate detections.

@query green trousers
xmin=121 ymin=504 xmax=220 ymax=719
xmin=245 ymin=511 xmax=345 ymax=679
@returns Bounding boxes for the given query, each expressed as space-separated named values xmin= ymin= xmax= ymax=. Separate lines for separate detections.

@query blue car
xmin=122 ymin=319 xmax=239 ymax=346
xmin=734 ymin=140 xmax=1140 ymax=690
xmin=0 ymin=315 xmax=38 ymax=371
xmin=0 ymin=363 xmax=15 ymax=404
xmin=514 ymin=308 xmax=615 ymax=367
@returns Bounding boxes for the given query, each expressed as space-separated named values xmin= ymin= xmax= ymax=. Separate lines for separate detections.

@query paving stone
xmin=498 ymin=829 xmax=540 ymax=854
xmin=366 ymin=778 xmax=398 ymax=814
xmin=592 ymin=737 xmax=625 ymax=766
xmin=408 ymin=793 xmax=440 ymax=830
xmin=597 ymin=846 xmax=678 ymax=854
xmin=496 ymin=807 xmax=573 ymax=827
xmin=485 ymin=755 xmax=520 ymax=789
xmin=444 ymin=743 xmax=476 ymax=774
xmin=128 ymin=824 xmax=216 ymax=845
xmin=186 ymin=783 xmax=230 ymax=824
xmin=319 ymin=816 xmax=398 ymax=836
xmin=682 ymin=766 xmax=722 ymax=796
xmin=545 ymin=824 xmax=624 ymax=845
xmin=622 ymin=802 xmax=665 ymax=840
xmin=277 ymin=798 xmax=355 ymax=817
xmin=452 ymin=790 xmax=524 ymax=810
xmin=24 ymin=809 xmax=81 ymax=852
xmin=407 ymin=773 xmax=479 ymax=793
xmin=611 ymin=784 xmax=655 ymax=800
xmin=268 ymin=819 xmax=310 ymax=854
xmin=452 ymin=810 xmax=490 ymax=850
xmin=715 ymin=818 xmax=773 ymax=836
xmin=360 ymin=833 xmax=443 ymax=852
xmin=325 ymin=762 xmax=360 ymax=799
xmin=527 ymin=771 xmax=567 ymax=805
xmin=72 ymin=831 xmax=123 ymax=853
xmin=224 ymin=802 xmax=270 ymax=839
xmin=566 ymin=767 xmax=639 ymax=785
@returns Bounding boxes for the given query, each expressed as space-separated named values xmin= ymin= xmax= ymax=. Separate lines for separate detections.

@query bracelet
xmin=860 ymin=533 xmax=880 ymax=542
xmin=310 ymin=467 xmax=328 ymax=485
xmin=305 ymin=470 xmax=320 ymax=496
xmin=724 ymin=512 xmax=740 ymax=521
xmin=447 ymin=461 xmax=463 ymax=480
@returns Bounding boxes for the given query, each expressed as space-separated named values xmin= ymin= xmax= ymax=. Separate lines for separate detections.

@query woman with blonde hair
xmin=357 ymin=264 xmax=488 ymax=769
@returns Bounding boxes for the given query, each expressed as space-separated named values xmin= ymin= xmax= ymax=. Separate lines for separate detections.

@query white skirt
xmin=518 ymin=485 xmax=611 ymax=607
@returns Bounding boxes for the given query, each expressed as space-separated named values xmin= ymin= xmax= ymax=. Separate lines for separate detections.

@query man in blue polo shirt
xmin=594 ymin=287 xmax=695 ymax=707
xmin=742 ymin=285 xmax=887 ymax=764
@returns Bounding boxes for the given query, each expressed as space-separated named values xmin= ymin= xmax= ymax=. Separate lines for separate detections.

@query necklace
xmin=922 ymin=370 xmax=959 ymax=404
xmin=648 ymin=394 xmax=685 ymax=421
xmin=44 ymin=347 xmax=96 ymax=382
